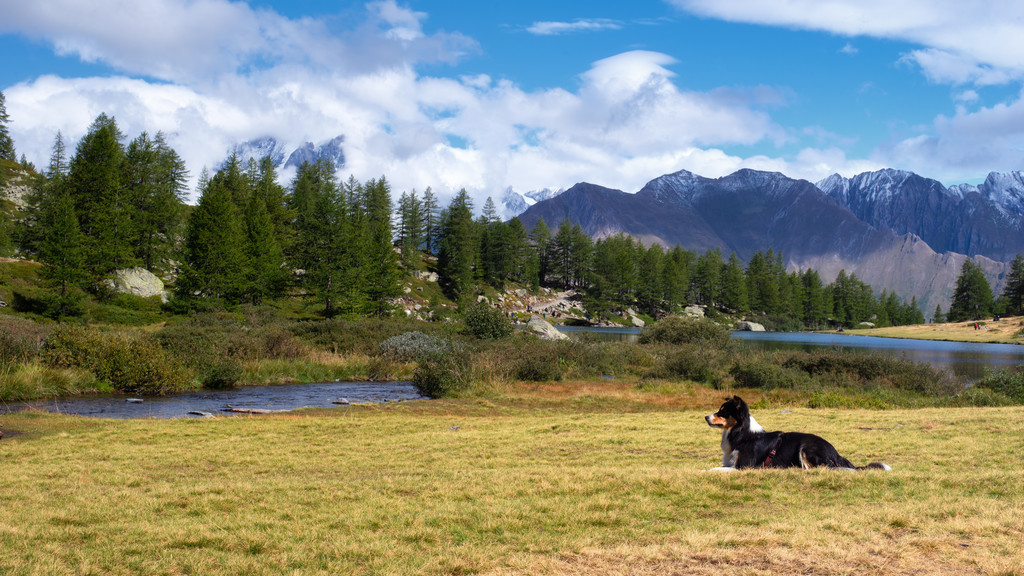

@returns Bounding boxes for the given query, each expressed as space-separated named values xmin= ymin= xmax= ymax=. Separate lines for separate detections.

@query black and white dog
xmin=704 ymin=396 xmax=891 ymax=472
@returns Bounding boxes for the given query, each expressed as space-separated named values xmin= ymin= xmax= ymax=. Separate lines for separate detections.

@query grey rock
xmin=104 ymin=268 xmax=166 ymax=302
xmin=526 ymin=316 xmax=569 ymax=341
xmin=736 ymin=321 xmax=766 ymax=332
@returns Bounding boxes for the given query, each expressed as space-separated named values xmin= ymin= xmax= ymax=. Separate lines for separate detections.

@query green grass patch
xmin=1 ymin=403 xmax=1021 ymax=575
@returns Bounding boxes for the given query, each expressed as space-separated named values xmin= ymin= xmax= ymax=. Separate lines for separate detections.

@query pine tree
xmin=948 ymin=258 xmax=994 ymax=321
xmin=288 ymin=161 xmax=349 ymax=316
xmin=690 ymin=248 xmax=723 ymax=307
xmin=720 ymin=252 xmax=748 ymax=312
xmin=422 ymin=187 xmax=440 ymax=254
xmin=636 ymin=243 xmax=665 ymax=315
xmin=0 ymin=90 xmax=16 ymax=161
xmin=1001 ymin=254 xmax=1024 ymax=316
xmin=242 ymin=185 xmax=289 ymax=306
xmin=800 ymin=269 xmax=829 ymax=328
xmin=36 ymin=134 xmax=86 ymax=318
xmin=396 ymin=189 xmax=425 ymax=267
xmin=179 ymin=169 xmax=246 ymax=301
xmin=529 ymin=218 xmax=553 ymax=287
xmin=68 ymin=113 xmax=132 ymax=279
xmin=437 ymin=189 xmax=476 ymax=300
xmin=933 ymin=304 xmax=946 ymax=323
xmin=362 ymin=177 xmax=401 ymax=316
xmin=123 ymin=132 xmax=188 ymax=272
xmin=249 ymin=155 xmax=290 ymax=251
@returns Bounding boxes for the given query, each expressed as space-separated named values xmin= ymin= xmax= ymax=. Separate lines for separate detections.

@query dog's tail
xmin=856 ymin=462 xmax=892 ymax=471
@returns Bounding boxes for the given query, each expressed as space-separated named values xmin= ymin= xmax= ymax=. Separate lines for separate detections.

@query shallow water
xmin=2 ymin=381 xmax=425 ymax=419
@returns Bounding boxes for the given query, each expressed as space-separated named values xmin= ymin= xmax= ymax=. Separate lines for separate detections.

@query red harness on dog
xmin=762 ymin=437 xmax=782 ymax=468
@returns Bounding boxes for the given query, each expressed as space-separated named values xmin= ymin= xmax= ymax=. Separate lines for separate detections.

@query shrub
xmin=976 ymin=370 xmax=1024 ymax=403
xmin=463 ymin=302 xmax=514 ymax=340
xmin=515 ymin=355 xmax=564 ymax=382
xmin=639 ymin=316 xmax=730 ymax=348
xmin=202 ymin=360 xmax=243 ymax=390
xmin=413 ymin=345 xmax=473 ymax=398
xmin=379 ymin=331 xmax=449 ymax=361
xmin=42 ymin=326 xmax=191 ymax=395
xmin=730 ymin=355 xmax=810 ymax=390
xmin=0 ymin=316 xmax=51 ymax=366
xmin=659 ymin=345 xmax=723 ymax=386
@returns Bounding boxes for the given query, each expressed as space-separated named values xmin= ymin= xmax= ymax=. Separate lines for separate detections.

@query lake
xmin=2 ymin=381 xmax=426 ymax=419
xmin=735 ymin=331 xmax=1024 ymax=381
xmin=555 ymin=325 xmax=1024 ymax=381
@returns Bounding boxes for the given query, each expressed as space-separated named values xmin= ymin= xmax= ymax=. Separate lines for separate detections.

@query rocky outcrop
xmin=526 ymin=316 xmax=569 ymax=340
xmin=104 ymin=268 xmax=167 ymax=301
xmin=735 ymin=321 xmax=766 ymax=332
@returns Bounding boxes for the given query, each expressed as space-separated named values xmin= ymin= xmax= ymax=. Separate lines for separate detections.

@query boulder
xmin=104 ymin=268 xmax=166 ymax=302
xmin=414 ymin=270 xmax=439 ymax=282
xmin=630 ymin=315 xmax=645 ymax=328
xmin=526 ymin=316 xmax=569 ymax=341
xmin=858 ymin=322 xmax=876 ymax=329
xmin=736 ymin=321 xmax=766 ymax=332
xmin=683 ymin=305 xmax=705 ymax=318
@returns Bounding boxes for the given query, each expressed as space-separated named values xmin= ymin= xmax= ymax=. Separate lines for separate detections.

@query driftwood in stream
xmin=223 ymin=405 xmax=281 ymax=414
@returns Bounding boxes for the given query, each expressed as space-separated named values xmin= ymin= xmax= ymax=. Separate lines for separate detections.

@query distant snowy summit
xmin=499 ymin=186 xmax=566 ymax=220
xmin=228 ymin=135 xmax=346 ymax=171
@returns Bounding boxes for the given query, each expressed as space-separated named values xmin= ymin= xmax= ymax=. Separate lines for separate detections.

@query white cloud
xmin=876 ymin=91 xmax=1024 ymax=182
xmin=5 ymin=2 xmax=888 ymax=207
xmin=840 ymin=43 xmax=858 ymax=55
xmin=668 ymin=0 xmax=1024 ymax=85
xmin=0 ymin=0 xmax=475 ymax=83
xmin=526 ymin=19 xmax=623 ymax=36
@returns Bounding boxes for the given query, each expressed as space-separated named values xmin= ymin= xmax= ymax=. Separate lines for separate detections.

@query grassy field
xmin=849 ymin=316 xmax=1024 ymax=345
xmin=2 ymin=384 xmax=1022 ymax=576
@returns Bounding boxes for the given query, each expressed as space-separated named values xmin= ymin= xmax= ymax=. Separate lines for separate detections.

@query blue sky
xmin=3 ymin=0 xmax=1024 ymax=202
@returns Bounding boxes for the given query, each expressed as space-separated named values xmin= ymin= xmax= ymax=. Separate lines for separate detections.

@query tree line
xmin=6 ymin=105 xmax=1016 ymax=326
xmin=419 ymin=190 xmax=926 ymax=328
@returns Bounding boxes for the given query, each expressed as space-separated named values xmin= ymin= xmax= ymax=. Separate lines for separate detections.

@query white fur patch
xmin=747 ymin=415 xmax=764 ymax=433
xmin=704 ymin=466 xmax=736 ymax=472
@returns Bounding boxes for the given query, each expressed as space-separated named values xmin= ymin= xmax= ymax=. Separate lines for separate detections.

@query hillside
xmin=517 ymin=168 xmax=1017 ymax=316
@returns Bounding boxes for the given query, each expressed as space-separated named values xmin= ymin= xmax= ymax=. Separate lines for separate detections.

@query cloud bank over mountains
xmin=3 ymin=0 xmax=1024 ymax=203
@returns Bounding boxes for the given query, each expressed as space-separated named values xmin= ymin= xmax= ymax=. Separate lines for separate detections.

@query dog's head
xmin=704 ymin=395 xmax=748 ymax=429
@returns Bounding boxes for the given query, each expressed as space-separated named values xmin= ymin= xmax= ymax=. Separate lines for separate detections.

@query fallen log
xmin=223 ymin=405 xmax=281 ymax=414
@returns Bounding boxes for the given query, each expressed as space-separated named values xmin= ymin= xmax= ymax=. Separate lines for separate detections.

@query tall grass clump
xmin=41 ymin=326 xmax=191 ymax=395
xmin=650 ymin=344 xmax=725 ymax=386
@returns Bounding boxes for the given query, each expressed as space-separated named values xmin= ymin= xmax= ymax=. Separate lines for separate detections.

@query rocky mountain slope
xmin=517 ymin=168 xmax=1015 ymax=316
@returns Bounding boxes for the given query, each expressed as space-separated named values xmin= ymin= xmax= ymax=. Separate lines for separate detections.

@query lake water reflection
xmin=733 ymin=331 xmax=1024 ymax=381
xmin=554 ymin=325 xmax=1024 ymax=381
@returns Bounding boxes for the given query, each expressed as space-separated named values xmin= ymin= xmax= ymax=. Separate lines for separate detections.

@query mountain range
xmin=515 ymin=168 xmax=1021 ymax=317
xmin=229 ymin=135 xmax=346 ymax=171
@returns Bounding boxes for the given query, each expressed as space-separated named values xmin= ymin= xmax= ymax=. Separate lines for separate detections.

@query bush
xmin=781 ymin=350 xmax=961 ymax=396
xmin=463 ymin=302 xmax=514 ymax=340
xmin=379 ymin=331 xmax=450 ymax=361
xmin=639 ymin=316 xmax=730 ymax=348
xmin=0 ymin=316 xmax=51 ymax=366
xmin=202 ymin=360 xmax=243 ymax=390
xmin=976 ymin=370 xmax=1024 ymax=403
xmin=730 ymin=355 xmax=810 ymax=390
xmin=658 ymin=345 xmax=723 ymax=386
xmin=515 ymin=355 xmax=564 ymax=382
xmin=42 ymin=326 xmax=191 ymax=395
xmin=413 ymin=345 xmax=473 ymax=398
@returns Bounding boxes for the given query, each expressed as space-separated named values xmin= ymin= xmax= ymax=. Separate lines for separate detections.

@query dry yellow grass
xmin=3 ymin=386 xmax=1023 ymax=576
xmin=851 ymin=316 xmax=1024 ymax=345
